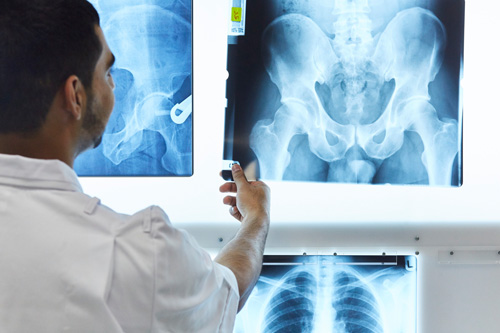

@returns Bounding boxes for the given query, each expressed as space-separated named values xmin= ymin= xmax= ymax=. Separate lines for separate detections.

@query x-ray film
xmin=234 ymin=255 xmax=417 ymax=333
xmin=223 ymin=0 xmax=464 ymax=185
xmin=75 ymin=0 xmax=192 ymax=176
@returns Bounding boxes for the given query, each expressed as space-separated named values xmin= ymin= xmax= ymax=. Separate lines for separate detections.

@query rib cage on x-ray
xmin=74 ymin=0 xmax=192 ymax=176
xmin=263 ymin=268 xmax=385 ymax=333
xmin=225 ymin=0 xmax=464 ymax=185
xmin=234 ymin=256 xmax=417 ymax=333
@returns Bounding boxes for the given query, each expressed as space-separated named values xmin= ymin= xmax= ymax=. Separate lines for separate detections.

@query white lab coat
xmin=0 ymin=154 xmax=239 ymax=333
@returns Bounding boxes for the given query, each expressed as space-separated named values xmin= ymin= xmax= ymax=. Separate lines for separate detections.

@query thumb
xmin=229 ymin=205 xmax=242 ymax=221
xmin=231 ymin=163 xmax=248 ymax=188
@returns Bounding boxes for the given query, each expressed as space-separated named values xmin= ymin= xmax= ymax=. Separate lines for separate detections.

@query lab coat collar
xmin=0 ymin=154 xmax=83 ymax=193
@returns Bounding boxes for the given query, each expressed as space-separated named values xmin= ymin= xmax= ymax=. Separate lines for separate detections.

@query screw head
xmin=415 ymin=236 xmax=420 ymax=241
xmin=218 ymin=237 xmax=223 ymax=243
xmin=450 ymin=251 xmax=454 ymax=255
xmin=415 ymin=251 xmax=420 ymax=255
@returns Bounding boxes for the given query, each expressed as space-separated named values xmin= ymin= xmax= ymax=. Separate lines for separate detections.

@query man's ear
xmin=63 ymin=75 xmax=86 ymax=121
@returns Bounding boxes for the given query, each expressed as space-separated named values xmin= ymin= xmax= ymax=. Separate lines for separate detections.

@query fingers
xmin=220 ymin=180 xmax=262 ymax=193
xmin=223 ymin=195 xmax=242 ymax=221
xmin=219 ymin=182 xmax=237 ymax=193
xmin=223 ymin=195 xmax=236 ymax=207
xmin=231 ymin=163 xmax=248 ymax=188
xmin=230 ymin=205 xmax=243 ymax=221
xmin=219 ymin=164 xmax=250 ymax=223
xmin=229 ymin=205 xmax=240 ymax=217
xmin=219 ymin=165 xmax=252 ymax=193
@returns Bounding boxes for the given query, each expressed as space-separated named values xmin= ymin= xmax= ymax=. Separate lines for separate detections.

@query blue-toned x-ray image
xmin=224 ymin=0 xmax=464 ymax=185
xmin=75 ymin=0 xmax=192 ymax=176
xmin=234 ymin=255 xmax=417 ymax=333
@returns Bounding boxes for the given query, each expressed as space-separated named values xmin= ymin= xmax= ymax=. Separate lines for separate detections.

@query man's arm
xmin=215 ymin=163 xmax=270 ymax=312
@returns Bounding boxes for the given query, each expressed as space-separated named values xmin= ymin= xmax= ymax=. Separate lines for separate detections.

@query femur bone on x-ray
xmin=75 ymin=0 xmax=192 ymax=176
xmin=228 ymin=0 xmax=463 ymax=185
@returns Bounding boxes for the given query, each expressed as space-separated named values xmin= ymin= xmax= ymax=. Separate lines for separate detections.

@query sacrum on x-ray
xmin=224 ymin=0 xmax=464 ymax=185
xmin=75 ymin=0 xmax=192 ymax=176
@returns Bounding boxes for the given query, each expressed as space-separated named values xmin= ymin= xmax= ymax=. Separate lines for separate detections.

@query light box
xmin=235 ymin=255 xmax=417 ymax=333
xmin=80 ymin=0 xmax=500 ymax=226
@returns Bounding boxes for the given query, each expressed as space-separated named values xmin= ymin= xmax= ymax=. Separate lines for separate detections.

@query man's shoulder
xmin=89 ymin=199 xmax=170 ymax=227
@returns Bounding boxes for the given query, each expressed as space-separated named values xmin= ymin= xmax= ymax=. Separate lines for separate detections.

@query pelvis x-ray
xmin=234 ymin=255 xmax=417 ymax=333
xmin=224 ymin=0 xmax=464 ymax=185
xmin=75 ymin=0 xmax=192 ymax=176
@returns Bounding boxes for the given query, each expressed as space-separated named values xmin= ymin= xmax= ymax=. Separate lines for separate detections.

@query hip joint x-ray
xmin=75 ymin=0 xmax=192 ymax=176
xmin=224 ymin=0 xmax=464 ymax=186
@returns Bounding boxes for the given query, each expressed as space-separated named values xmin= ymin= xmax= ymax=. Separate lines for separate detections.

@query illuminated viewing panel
xmin=224 ymin=0 xmax=464 ymax=186
xmin=235 ymin=255 xmax=417 ymax=333
xmin=75 ymin=0 xmax=192 ymax=176
xmin=78 ymin=0 xmax=499 ymax=224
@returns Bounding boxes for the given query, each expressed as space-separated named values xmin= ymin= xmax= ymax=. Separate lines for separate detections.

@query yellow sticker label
xmin=231 ymin=7 xmax=242 ymax=22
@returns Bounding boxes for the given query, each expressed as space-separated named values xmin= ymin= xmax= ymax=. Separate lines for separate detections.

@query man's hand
xmin=216 ymin=163 xmax=270 ymax=312
xmin=219 ymin=164 xmax=270 ymax=223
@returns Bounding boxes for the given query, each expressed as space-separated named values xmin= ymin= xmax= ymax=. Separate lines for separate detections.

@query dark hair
xmin=0 ymin=0 xmax=102 ymax=133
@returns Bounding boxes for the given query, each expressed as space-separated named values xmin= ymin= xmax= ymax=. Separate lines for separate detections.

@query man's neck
xmin=0 ymin=132 xmax=74 ymax=168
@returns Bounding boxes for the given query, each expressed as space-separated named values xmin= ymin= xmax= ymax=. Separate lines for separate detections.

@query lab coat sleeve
xmin=150 ymin=206 xmax=240 ymax=333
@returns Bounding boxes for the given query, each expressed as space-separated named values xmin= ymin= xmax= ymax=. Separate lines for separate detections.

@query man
xmin=0 ymin=1 xmax=270 ymax=332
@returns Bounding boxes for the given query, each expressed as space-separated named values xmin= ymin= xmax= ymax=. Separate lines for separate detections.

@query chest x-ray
xmin=224 ymin=0 xmax=464 ymax=185
xmin=234 ymin=255 xmax=417 ymax=333
xmin=75 ymin=0 xmax=192 ymax=176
